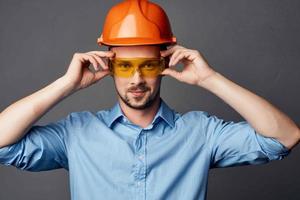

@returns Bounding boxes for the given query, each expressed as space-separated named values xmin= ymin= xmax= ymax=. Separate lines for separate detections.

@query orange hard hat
xmin=97 ymin=0 xmax=177 ymax=46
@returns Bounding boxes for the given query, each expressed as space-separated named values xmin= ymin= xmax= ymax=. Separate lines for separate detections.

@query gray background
xmin=0 ymin=0 xmax=299 ymax=199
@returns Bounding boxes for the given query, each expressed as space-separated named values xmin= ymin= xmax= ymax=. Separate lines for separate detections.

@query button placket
xmin=134 ymin=129 xmax=143 ymax=152
xmin=138 ymin=154 xmax=144 ymax=161
xmin=132 ymin=129 xmax=147 ymax=200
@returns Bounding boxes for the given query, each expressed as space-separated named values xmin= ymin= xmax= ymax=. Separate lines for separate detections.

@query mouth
xmin=129 ymin=90 xmax=147 ymax=97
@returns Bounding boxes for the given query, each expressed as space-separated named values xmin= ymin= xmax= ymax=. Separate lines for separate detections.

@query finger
xmin=171 ymin=51 xmax=190 ymax=66
xmin=167 ymin=44 xmax=183 ymax=50
xmin=80 ymin=54 xmax=98 ymax=70
xmin=169 ymin=49 xmax=186 ymax=66
xmin=93 ymin=69 xmax=111 ymax=83
xmin=88 ymin=51 xmax=115 ymax=58
xmin=86 ymin=53 xmax=108 ymax=70
xmin=160 ymin=45 xmax=183 ymax=58
xmin=89 ymin=51 xmax=115 ymax=69
xmin=161 ymin=68 xmax=182 ymax=80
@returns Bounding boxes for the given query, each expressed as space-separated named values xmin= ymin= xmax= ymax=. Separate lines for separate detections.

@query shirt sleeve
xmin=200 ymin=111 xmax=291 ymax=168
xmin=0 ymin=114 xmax=71 ymax=171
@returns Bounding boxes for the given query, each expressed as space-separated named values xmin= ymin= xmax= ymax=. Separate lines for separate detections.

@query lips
xmin=129 ymin=90 xmax=147 ymax=97
xmin=131 ymin=90 xmax=146 ymax=93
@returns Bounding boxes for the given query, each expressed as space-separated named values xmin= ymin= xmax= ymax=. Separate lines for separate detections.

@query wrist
xmin=57 ymin=76 xmax=78 ymax=97
xmin=197 ymin=70 xmax=218 ymax=88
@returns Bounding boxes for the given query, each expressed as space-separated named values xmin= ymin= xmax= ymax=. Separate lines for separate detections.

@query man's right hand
xmin=63 ymin=51 xmax=115 ymax=92
xmin=0 ymin=50 xmax=115 ymax=148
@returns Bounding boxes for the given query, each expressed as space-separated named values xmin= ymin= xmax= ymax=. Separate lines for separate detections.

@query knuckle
xmin=88 ymin=55 xmax=95 ymax=61
xmin=192 ymin=49 xmax=200 ymax=54
xmin=87 ymin=54 xmax=95 ymax=59
xmin=73 ymin=52 xmax=82 ymax=59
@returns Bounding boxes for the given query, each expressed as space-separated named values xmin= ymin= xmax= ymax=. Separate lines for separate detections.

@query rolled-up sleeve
xmin=200 ymin=112 xmax=291 ymax=168
xmin=0 ymin=115 xmax=70 ymax=171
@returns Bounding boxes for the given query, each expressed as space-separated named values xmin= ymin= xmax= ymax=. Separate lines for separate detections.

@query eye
xmin=118 ymin=63 xmax=132 ymax=69
xmin=144 ymin=64 xmax=153 ymax=68
xmin=142 ymin=63 xmax=156 ymax=70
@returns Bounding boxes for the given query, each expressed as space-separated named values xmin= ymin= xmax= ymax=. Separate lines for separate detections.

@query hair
xmin=159 ymin=44 xmax=168 ymax=51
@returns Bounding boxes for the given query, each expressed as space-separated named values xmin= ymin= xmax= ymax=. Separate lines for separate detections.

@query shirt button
xmin=138 ymin=155 xmax=144 ymax=160
xmin=137 ymin=181 xmax=142 ymax=186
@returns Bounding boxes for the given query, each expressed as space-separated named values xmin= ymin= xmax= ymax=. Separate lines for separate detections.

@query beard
xmin=116 ymin=83 xmax=160 ymax=110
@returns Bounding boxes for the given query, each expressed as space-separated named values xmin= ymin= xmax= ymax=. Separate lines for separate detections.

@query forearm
xmin=0 ymin=76 xmax=75 ymax=148
xmin=199 ymin=72 xmax=300 ymax=150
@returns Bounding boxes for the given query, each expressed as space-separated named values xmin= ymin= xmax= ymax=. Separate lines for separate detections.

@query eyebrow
xmin=140 ymin=60 xmax=152 ymax=65
xmin=140 ymin=59 xmax=160 ymax=65
xmin=116 ymin=61 xmax=132 ymax=65
xmin=114 ymin=58 xmax=161 ymax=65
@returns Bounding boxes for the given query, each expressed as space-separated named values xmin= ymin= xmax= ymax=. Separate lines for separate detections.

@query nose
xmin=130 ymin=68 xmax=145 ymax=85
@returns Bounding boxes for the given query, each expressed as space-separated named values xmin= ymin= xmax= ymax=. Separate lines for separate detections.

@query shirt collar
xmin=106 ymin=98 xmax=175 ymax=128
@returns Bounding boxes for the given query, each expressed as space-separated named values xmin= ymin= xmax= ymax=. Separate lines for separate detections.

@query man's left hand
xmin=160 ymin=45 xmax=217 ymax=86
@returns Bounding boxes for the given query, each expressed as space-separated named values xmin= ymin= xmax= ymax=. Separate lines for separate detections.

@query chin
xmin=124 ymin=94 xmax=155 ymax=110
xmin=117 ymin=88 xmax=160 ymax=110
xmin=128 ymin=97 xmax=150 ymax=109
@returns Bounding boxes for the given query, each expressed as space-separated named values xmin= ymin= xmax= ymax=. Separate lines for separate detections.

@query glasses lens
xmin=110 ymin=60 xmax=135 ymax=78
xmin=109 ymin=58 xmax=165 ymax=78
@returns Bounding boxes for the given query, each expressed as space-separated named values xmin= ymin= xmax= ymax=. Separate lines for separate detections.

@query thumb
xmin=161 ymin=68 xmax=181 ymax=80
xmin=93 ymin=70 xmax=111 ymax=82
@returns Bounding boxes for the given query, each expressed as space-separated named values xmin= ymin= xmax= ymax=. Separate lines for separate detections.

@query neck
xmin=118 ymin=96 xmax=161 ymax=128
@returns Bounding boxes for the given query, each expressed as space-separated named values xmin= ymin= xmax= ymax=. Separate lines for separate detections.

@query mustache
xmin=127 ymin=84 xmax=150 ymax=92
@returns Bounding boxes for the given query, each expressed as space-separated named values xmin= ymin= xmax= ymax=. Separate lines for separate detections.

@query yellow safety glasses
xmin=108 ymin=57 xmax=166 ymax=78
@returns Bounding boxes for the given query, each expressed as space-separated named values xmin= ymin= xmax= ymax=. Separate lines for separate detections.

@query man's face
xmin=110 ymin=45 xmax=162 ymax=110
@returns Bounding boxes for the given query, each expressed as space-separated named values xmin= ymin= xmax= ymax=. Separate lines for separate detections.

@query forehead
xmin=110 ymin=45 xmax=161 ymax=58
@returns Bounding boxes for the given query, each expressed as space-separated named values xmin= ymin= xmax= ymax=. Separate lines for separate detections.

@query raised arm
xmin=0 ymin=51 xmax=114 ymax=148
xmin=198 ymin=72 xmax=300 ymax=150
xmin=160 ymin=44 xmax=300 ymax=150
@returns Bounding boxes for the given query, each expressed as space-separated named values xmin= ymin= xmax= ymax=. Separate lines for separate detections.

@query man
xmin=0 ymin=0 xmax=299 ymax=199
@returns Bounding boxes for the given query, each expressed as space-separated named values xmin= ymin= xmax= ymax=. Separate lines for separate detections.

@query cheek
xmin=114 ymin=78 xmax=129 ymax=91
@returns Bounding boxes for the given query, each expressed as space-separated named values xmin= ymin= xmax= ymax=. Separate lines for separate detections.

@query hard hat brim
xmin=97 ymin=36 xmax=177 ymax=47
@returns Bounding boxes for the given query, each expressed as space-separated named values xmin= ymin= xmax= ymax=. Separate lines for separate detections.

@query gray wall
xmin=0 ymin=0 xmax=299 ymax=199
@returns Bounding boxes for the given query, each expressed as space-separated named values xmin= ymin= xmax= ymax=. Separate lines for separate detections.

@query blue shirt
xmin=0 ymin=98 xmax=290 ymax=200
